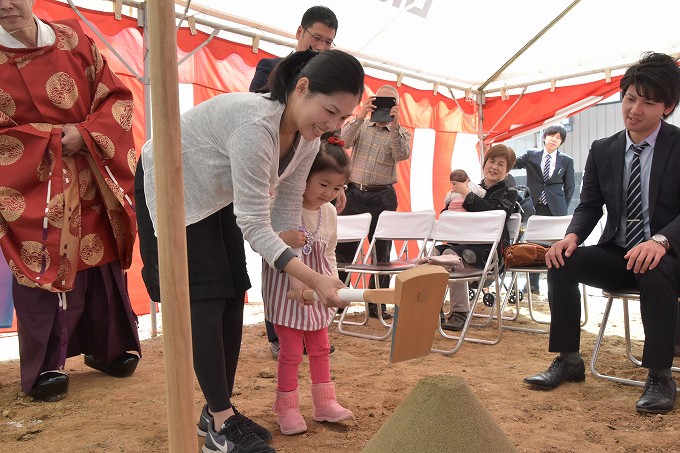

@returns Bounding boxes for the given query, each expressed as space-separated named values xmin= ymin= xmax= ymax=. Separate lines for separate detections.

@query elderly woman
xmin=440 ymin=144 xmax=518 ymax=331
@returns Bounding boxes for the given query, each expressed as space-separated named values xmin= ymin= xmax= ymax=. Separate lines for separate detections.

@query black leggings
xmin=191 ymin=295 xmax=245 ymax=411
xmin=134 ymin=159 xmax=251 ymax=412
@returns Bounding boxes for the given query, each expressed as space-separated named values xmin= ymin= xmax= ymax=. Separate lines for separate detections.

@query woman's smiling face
xmin=483 ymin=156 xmax=508 ymax=186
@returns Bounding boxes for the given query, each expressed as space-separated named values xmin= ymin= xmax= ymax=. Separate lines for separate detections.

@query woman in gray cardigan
xmin=135 ymin=49 xmax=364 ymax=453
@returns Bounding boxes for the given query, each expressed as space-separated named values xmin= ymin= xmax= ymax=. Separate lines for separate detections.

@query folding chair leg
xmin=590 ymin=296 xmax=680 ymax=388
xmin=432 ymin=273 xmax=503 ymax=356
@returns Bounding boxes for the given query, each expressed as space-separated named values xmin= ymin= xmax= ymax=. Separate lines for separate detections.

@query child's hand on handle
xmin=279 ymin=229 xmax=306 ymax=248
xmin=283 ymin=256 xmax=349 ymax=308
xmin=288 ymin=275 xmax=313 ymax=307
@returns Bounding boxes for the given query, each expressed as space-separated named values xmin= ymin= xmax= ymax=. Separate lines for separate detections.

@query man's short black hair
xmin=620 ymin=52 xmax=680 ymax=119
xmin=542 ymin=124 xmax=567 ymax=144
xmin=301 ymin=6 xmax=338 ymax=31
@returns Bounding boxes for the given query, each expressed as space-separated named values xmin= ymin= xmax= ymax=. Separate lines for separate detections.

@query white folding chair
xmin=429 ymin=210 xmax=507 ymax=356
xmin=335 ymin=213 xmax=372 ymax=282
xmin=500 ymin=215 xmax=588 ymax=333
xmin=337 ymin=209 xmax=436 ymax=340
xmin=590 ymin=289 xmax=680 ymax=389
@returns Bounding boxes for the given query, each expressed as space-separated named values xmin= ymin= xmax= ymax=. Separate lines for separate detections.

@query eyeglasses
xmin=302 ymin=26 xmax=335 ymax=48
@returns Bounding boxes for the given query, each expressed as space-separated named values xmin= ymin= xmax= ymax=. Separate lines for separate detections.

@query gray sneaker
xmin=202 ymin=419 xmax=240 ymax=453
xmin=198 ymin=404 xmax=273 ymax=443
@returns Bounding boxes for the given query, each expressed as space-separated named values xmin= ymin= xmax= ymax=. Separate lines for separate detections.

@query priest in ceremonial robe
xmin=0 ymin=0 xmax=140 ymax=402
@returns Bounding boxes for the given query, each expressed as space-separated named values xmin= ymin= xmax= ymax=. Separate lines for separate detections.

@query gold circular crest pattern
xmin=127 ymin=149 xmax=137 ymax=175
xmin=0 ymin=89 xmax=16 ymax=118
xmin=37 ymin=149 xmax=56 ymax=182
xmin=108 ymin=208 xmax=125 ymax=239
xmin=0 ymin=187 xmax=26 ymax=222
xmin=78 ymin=167 xmax=97 ymax=200
xmin=55 ymin=255 xmax=73 ymax=284
xmin=46 ymin=72 xmax=79 ymax=110
xmin=46 ymin=193 xmax=65 ymax=228
xmin=54 ymin=24 xmax=79 ymax=51
xmin=0 ymin=216 xmax=7 ymax=238
xmin=92 ymin=43 xmax=103 ymax=74
xmin=105 ymin=178 xmax=124 ymax=204
xmin=8 ymin=260 xmax=37 ymax=288
xmin=0 ymin=111 xmax=12 ymax=127
xmin=92 ymin=83 xmax=110 ymax=112
xmin=92 ymin=132 xmax=115 ymax=159
xmin=20 ymin=240 xmax=50 ymax=273
xmin=0 ymin=52 xmax=7 ymax=65
xmin=112 ymin=100 xmax=134 ymax=131
xmin=0 ymin=135 xmax=24 ymax=166
xmin=80 ymin=233 xmax=104 ymax=266
xmin=85 ymin=66 xmax=96 ymax=90
xmin=69 ymin=204 xmax=81 ymax=237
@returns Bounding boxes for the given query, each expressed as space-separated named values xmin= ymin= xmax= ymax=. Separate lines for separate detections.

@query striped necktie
xmin=540 ymin=153 xmax=551 ymax=205
xmin=625 ymin=142 xmax=650 ymax=249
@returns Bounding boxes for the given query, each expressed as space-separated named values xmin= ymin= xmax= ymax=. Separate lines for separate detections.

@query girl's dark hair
xmin=309 ymin=136 xmax=351 ymax=181
xmin=620 ymin=52 xmax=680 ymax=119
xmin=267 ymin=49 xmax=364 ymax=102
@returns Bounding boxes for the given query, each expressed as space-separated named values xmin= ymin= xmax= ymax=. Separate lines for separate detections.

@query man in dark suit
xmin=524 ymin=52 xmax=680 ymax=414
xmin=514 ymin=124 xmax=575 ymax=294
xmin=249 ymin=5 xmax=340 ymax=359
xmin=249 ymin=6 xmax=338 ymax=92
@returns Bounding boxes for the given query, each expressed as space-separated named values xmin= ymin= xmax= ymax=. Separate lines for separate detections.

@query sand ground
xmin=0 ymin=293 xmax=679 ymax=453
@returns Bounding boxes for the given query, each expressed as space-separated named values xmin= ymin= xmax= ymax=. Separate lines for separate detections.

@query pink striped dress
xmin=262 ymin=203 xmax=338 ymax=331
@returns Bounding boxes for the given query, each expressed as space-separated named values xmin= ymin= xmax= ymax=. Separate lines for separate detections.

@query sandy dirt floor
xmin=0 ymin=297 xmax=679 ymax=453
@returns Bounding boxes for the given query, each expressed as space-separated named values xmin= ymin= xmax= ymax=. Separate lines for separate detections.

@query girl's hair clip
xmin=327 ymin=136 xmax=345 ymax=147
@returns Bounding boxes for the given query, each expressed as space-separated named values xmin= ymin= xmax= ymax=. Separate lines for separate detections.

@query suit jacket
xmin=567 ymin=121 xmax=680 ymax=249
xmin=249 ymin=57 xmax=281 ymax=92
xmin=514 ymin=149 xmax=575 ymax=216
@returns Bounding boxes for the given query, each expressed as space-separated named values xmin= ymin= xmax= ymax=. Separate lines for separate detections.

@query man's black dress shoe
xmin=84 ymin=352 xmax=139 ymax=378
xmin=29 ymin=371 xmax=69 ymax=402
xmin=636 ymin=374 xmax=677 ymax=414
xmin=523 ymin=356 xmax=585 ymax=390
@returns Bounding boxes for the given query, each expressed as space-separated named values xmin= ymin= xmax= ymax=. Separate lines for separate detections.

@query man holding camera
xmin=336 ymin=85 xmax=412 ymax=319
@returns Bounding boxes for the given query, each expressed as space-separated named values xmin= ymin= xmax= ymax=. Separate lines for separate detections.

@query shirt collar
xmin=541 ymin=148 xmax=558 ymax=160
xmin=625 ymin=121 xmax=661 ymax=150
xmin=368 ymin=121 xmax=394 ymax=131
xmin=0 ymin=16 xmax=56 ymax=48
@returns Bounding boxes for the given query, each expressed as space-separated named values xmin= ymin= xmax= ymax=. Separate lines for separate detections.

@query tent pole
xmin=477 ymin=92 xmax=486 ymax=168
xmin=145 ymin=1 xmax=195 ymax=452
xmin=478 ymin=0 xmax=582 ymax=92
xmin=141 ymin=3 xmax=159 ymax=337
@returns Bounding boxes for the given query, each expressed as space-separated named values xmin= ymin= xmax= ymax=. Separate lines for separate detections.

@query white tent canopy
xmin=170 ymin=0 xmax=680 ymax=97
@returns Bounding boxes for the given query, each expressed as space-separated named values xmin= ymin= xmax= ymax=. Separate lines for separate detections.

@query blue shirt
xmin=615 ymin=121 xmax=662 ymax=247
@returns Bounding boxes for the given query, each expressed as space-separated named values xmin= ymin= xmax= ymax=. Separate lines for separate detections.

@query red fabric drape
xmin=4 ymin=0 xmax=619 ymax=333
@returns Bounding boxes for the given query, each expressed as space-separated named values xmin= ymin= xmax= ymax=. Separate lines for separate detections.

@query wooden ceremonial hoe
xmin=286 ymin=264 xmax=449 ymax=363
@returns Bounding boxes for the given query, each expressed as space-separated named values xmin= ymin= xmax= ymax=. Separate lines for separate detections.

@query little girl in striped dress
xmin=262 ymin=136 xmax=354 ymax=435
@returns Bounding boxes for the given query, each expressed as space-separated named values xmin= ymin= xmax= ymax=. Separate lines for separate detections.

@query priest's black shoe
xmin=523 ymin=356 xmax=585 ymax=390
xmin=84 ymin=352 xmax=139 ymax=378
xmin=635 ymin=374 xmax=677 ymax=414
xmin=29 ymin=371 xmax=69 ymax=402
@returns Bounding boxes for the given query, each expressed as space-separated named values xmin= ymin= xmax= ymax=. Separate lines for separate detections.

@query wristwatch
xmin=651 ymin=234 xmax=671 ymax=250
